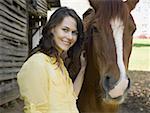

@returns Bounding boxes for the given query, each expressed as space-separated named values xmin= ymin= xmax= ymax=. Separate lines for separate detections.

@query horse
xmin=65 ymin=0 xmax=139 ymax=113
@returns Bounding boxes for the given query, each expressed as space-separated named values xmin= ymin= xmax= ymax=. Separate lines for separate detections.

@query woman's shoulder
xmin=27 ymin=52 xmax=57 ymax=65
xmin=17 ymin=53 xmax=49 ymax=73
xmin=25 ymin=52 xmax=49 ymax=65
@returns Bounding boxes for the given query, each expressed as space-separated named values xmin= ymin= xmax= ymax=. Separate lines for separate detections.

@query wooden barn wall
xmin=0 ymin=0 xmax=28 ymax=105
xmin=27 ymin=0 xmax=48 ymax=16
xmin=37 ymin=0 xmax=48 ymax=15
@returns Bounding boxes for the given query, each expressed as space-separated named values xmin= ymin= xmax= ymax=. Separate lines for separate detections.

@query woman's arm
xmin=73 ymin=51 xmax=86 ymax=97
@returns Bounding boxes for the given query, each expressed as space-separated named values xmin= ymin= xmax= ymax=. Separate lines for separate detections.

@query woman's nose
xmin=66 ymin=32 xmax=73 ymax=40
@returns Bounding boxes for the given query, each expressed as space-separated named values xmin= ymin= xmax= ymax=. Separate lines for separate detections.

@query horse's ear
xmin=83 ymin=8 xmax=93 ymax=19
xmin=89 ymin=0 xmax=100 ymax=11
xmin=125 ymin=0 xmax=139 ymax=11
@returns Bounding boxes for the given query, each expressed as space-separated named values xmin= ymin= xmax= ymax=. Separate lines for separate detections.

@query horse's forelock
xmin=94 ymin=0 xmax=128 ymax=26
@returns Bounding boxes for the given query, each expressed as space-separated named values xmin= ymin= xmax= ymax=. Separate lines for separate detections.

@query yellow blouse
xmin=17 ymin=52 xmax=78 ymax=113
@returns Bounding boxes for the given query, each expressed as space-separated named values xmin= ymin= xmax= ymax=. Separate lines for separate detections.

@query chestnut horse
xmin=65 ymin=0 xmax=139 ymax=113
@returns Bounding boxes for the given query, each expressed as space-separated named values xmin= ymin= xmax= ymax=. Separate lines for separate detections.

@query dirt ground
xmin=0 ymin=71 xmax=150 ymax=113
xmin=118 ymin=71 xmax=150 ymax=113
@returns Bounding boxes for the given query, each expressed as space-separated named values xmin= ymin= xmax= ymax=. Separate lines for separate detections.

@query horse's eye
xmin=92 ymin=26 xmax=99 ymax=33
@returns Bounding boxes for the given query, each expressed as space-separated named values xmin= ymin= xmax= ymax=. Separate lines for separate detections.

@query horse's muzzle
xmin=102 ymin=75 xmax=130 ymax=103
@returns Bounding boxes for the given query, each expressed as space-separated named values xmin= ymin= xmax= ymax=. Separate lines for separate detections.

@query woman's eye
xmin=62 ymin=28 xmax=68 ymax=32
xmin=72 ymin=31 xmax=78 ymax=36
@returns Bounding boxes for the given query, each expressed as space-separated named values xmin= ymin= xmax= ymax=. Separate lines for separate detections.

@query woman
xmin=17 ymin=7 xmax=86 ymax=113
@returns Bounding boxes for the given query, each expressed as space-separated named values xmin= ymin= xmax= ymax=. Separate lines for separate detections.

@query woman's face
xmin=52 ymin=16 xmax=78 ymax=52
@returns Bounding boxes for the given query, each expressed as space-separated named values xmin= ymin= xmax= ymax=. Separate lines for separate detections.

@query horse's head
xmin=84 ymin=0 xmax=139 ymax=104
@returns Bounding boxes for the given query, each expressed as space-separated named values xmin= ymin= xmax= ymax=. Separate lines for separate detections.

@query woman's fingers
xmin=80 ymin=50 xmax=87 ymax=67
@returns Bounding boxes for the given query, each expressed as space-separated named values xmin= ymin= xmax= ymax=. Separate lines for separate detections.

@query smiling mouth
xmin=62 ymin=40 xmax=71 ymax=46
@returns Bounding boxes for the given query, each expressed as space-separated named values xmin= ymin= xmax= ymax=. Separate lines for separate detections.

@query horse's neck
xmin=78 ymin=62 xmax=102 ymax=111
xmin=82 ymin=60 xmax=99 ymax=92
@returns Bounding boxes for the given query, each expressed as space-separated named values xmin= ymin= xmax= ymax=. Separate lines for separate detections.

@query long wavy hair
xmin=28 ymin=7 xmax=84 ymax=63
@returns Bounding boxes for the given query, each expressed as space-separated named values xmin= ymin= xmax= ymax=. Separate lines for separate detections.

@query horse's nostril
xmin=102 ymin=75 xmax=116 ymax=91
xmin=127 ymin=78 xmax=131 ymax=90
xmin=106 ymin=76 xmax=110 ymax=80
xmin=103 ymin=76 xmax=109 ymax=91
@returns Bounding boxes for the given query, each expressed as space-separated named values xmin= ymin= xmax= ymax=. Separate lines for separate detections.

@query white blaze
xmin=110 ymin=18 xmax=126 ymax=79
xmin=109 ymin=18 xmax=129 ymax=98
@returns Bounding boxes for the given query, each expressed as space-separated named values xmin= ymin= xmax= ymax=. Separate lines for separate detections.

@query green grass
xmin=128 ymin=38 xmax=150 ymax=71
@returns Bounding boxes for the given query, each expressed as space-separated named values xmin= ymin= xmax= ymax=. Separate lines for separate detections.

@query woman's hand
xmin=80 ymin=50 xmax=87 ymax=68
xmin=73 ymin=50 xmax=87 ymax=97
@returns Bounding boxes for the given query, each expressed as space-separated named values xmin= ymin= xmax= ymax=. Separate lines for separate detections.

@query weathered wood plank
xmin=19 ymin=0 xmax=26 ymax=4
xmin=0 ymin=68 xmax=20 ymax=81
xmin=2 ymin=0 xmax=26 ymax=10
xmin=0 ymin=2 xmax=27 ymax=23
xmin=0 ymin=39 xmax=28 ymax=52
xmin=39 ymin=0 xmax=47 ymax=4
xmin=0 ymin=44 xmax=27 ymax=52
xmin=0 ymin=54 xmax=26 ymax=62
xmin=37 ymin=0 xmax=48 ymax=12
xmin=0 ymin=42 xmax=28 ymax=57
xmin=0 ymin=23 xmax=26 ymax=37
xmin=0 ymin=16 xmax=27 ymax=33
xmin=0 ymin=47 xmax=28 ymax=57
xmin=0 ymin=34 xmax=27 ymax=45
xmin=0 ymin=73 xmax=17 ymax=81
xmin=0 ymin=54 xmax=27 ymax=62
xmin=0 ymin=48 xmax=27 ymax=57
xmin=37 ymin=6 xmax=47 ymax=15
xmin=37 ymin=0 xmax=47 ymax=8
xmin=0 ymin=10 xmax=26 ymax=28
xmin=27 ymin=0 xmax=48 ymax=17
xmin=0 ymin=0 xmax=27 ymax=18
xmin=38 ymin=0 xmax=47 ymax=5
xmin=12 ymin=0 xmax=26 ymax=9
xmin=0 ymin=80 xmax=20 ymax=105
xmin=0 ymin=62 xmax=23 ymax=68
xmin=0 ymin=67 xmax=20 ymax=74
xmin=37 ymin=0 xmax=47 ymax=11
xmin=3 ymin=0 xmax=13 ymax=5
xmin=36 ymin=6 xmax=47 ymax=15
xmin=1 ymin=30 xmax=28 ymax=43
xmin=27 ymin=6 xmax=47 ymax=17
xmin=37 ymin=3 xmax=47 ymax=11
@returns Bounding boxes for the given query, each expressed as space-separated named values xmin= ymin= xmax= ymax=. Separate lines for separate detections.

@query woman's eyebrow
xmin=62 ymin=26 xmax=69 ymax=28
xmin=63 ymin=26 xmax=77 ymax=31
